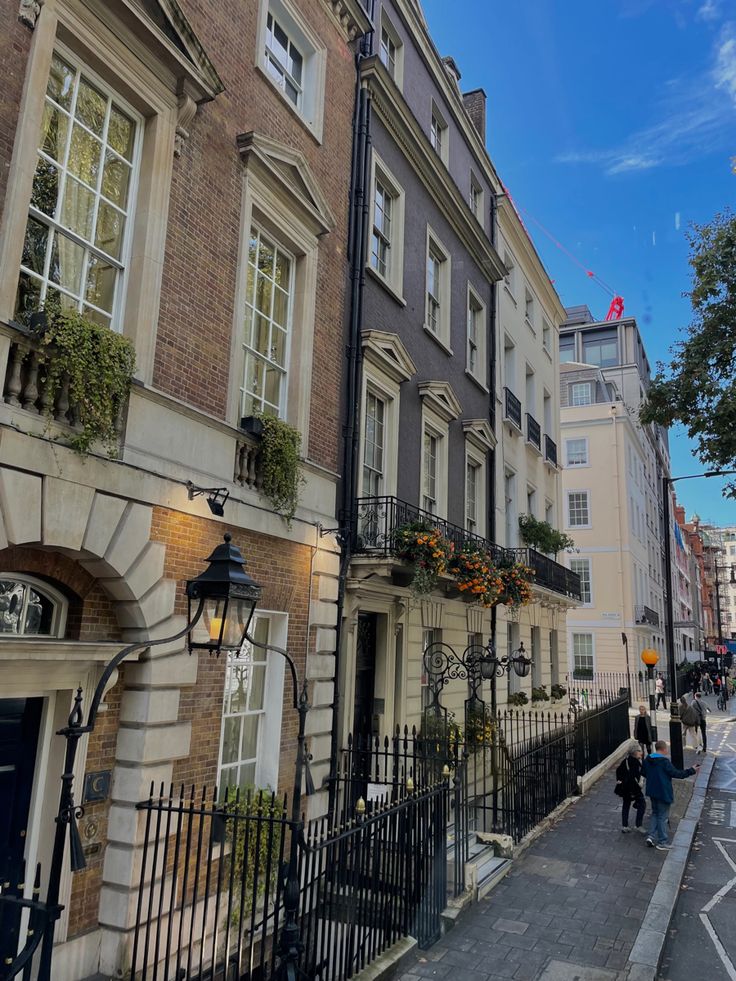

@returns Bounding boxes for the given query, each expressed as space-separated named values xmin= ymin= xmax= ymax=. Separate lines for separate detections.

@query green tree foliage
xmin=640 ymin=210 xmax=736 ymax=495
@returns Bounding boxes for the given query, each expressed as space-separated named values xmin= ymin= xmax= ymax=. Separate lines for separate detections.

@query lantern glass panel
xmin=513 ymin=655 xmax=531 ymax=678
xmin=480 ymin=658 xmax=496 ymax=680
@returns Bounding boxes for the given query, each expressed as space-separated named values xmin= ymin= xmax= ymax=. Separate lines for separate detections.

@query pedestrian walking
xmin=642 ymin=740 xmax=699 ymax=850
xmin=702 ymin=672 xmax=713 ymax=695
xmin=692 ymin=691 xmax=711 ymax=753
xmin=679 ymin=694 xmax=701 ymax=751
xmin=615 ymin=742 xmax=646 ymax=833
xmin=634 ymin=704 xmax=653 ymax=756
xmin=655 ymin=674 xmax=667 ymax=709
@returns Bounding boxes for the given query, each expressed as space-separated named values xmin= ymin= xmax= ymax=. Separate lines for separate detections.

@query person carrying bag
xmin=615 ymin=742 xmax=646 ymax=833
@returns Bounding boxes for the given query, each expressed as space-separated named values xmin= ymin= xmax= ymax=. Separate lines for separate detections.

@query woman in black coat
xmin=616 ymin=743 xmax=646 ymax=833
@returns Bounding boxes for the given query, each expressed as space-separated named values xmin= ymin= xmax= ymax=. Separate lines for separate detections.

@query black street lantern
xmin=478 ymin=641 xmax=531 ymax=681
xmin=186 ymin=533 xmax=262 ymax=655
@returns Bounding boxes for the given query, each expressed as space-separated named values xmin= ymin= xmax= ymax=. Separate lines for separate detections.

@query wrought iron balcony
xmin=508 ymin=547 xmax=582 ymax=601
xmin=353 ymin=496 xmax=581 ymax=600
xmin=544 ymin=434 xmax=558 ymax=467
xmin=354 ymin=495 xmax=507 ymax=565
xmin=503 ymin=387 xmax=522 ymax=431
xmin=635 ymin=604 xmax=660 ymax=627
xmin=526 ymin=413 xmax=541 ymax=452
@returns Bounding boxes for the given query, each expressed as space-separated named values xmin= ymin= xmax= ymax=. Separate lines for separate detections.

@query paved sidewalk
xmin=657 ymin=713 xmax=736 ymax=980
xmin=393 ymin=757 xmax=696 ymax=981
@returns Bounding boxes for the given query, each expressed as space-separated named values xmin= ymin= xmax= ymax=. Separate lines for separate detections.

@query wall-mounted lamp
xmin=186 ymin=481 xmax=230 ymax=517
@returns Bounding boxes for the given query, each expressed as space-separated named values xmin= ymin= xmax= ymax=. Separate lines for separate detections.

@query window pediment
xmin=123 ymin=0 xmax=224 ymax=101
xmin=237 ymin=132 xmax=335 ymax=237
xmin=362 ymin=330 xmax=416 ymax=384
xmin=462 ymin=418 xmax=496 ymax=451
xmin=418 ymin=380 xmax=462 ymax=422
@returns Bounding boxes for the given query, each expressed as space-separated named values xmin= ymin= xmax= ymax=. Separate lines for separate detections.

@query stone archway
xmin=0 ymin=467 xmax=194 ymax=977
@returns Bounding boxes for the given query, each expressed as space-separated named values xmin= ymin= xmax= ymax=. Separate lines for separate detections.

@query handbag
xmin=614 ymin=782 xmax=625 ymax=798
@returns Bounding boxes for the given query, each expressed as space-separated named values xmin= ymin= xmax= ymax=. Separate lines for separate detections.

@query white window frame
xmin=424 ymin=226 xmax=452 ymax=351
xmin=368 ymin=152 xmax=405 ymax=301
xmin=217 ymin=611 xmax=286 ymax=793
xmin=0 ymin=574 xmax=68 ymax=638
xmin=469 ymin=172 xmax=484 ymax=224
xmin=503 ymin=250 xmax=516 ymax=299
xmin=566 ymin=489 xmax=591 ymax=529
xmin=571 ymin=632 xmax=595 ymax=676
xmin=359 ymin=367 xmax=399 ymax=499
xmin=430 ymin=102 xmax=449 ymax=165
xmin=255 ymin=0 xmax=327 ymax=141
xmin=379 ymin=11 xmax=404 ymax=88
xmin=0 ymin=15 xmax=185 ymax=382
xmin=240 ymin=224 xmax=295 ymax=419
xmin=565 ymin=437 xmax=589 ymax=468
xmin=16 ymin=46 xmax=144 ymax=334
xmin=570 ymin=381 xmax=593 ymax=406
xmin=570 ymin=557 xmax=592 ymax=606
xmin=421 ymin=406 xmax=449 ymax=518
xmin=464 ymin=442 xmax=486 ymax=538
xmin=229 ymin=162 xmax=320 ymax=443
xmin=465 ymin=282 xmax=486 ymax=387
xmin=524 ymin=287 xmax=535 ymax=332
xmin=542 ymin=319 xmax=552 ymax=355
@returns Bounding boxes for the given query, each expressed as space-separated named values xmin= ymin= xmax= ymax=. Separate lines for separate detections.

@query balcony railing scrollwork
xmin=544 ymin=434 xmax=558 ymax=467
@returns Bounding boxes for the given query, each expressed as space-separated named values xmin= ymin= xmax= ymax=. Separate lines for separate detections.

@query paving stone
xmin=493 ymin=918 xmax=530 ymax=935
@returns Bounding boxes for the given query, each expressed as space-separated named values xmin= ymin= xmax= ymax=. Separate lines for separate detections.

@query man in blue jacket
xmin=642 ymin=740 xmax=699 ymax=850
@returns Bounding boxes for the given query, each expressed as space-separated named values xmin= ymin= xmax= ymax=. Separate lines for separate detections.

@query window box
xmin=240 ymin=415 xmax=265 ymax=438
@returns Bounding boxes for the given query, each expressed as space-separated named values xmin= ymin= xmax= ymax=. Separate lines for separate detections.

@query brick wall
xmin=151 ymin=0 xmax=355 ymax=474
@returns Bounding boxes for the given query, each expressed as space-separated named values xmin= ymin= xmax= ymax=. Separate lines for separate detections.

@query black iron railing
xmin=354 ymin=495 xmax=508 ymax=565
xmin=544 ymin=434 xmax=558 ymax=467
xmin=635 ymin=604 xmax=660 ymax=627
xmin=503 ymin=387 xmax=522 ymax=430
xmin=526 ymin=413 xmax=541 ymax=451
xmin=131 ymin=780 xmax=448 ymax=980
xmin=509 ymin=547 xmax=582 ymax=600
xmin=574 ymin=696 xmax=630 ymax=775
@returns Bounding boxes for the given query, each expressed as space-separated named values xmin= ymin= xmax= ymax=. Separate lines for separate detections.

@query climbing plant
xmin=260 ymin=415 xmax=305 ymax=524
xmin=38 ymin=308 xmax=135 ymax=456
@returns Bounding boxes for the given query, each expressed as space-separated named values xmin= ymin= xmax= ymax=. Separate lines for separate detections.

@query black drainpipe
xmin=327 ymin=20 xmax=374 ymax=814
xmin=488 ymin=191 xmax=499 ymax=651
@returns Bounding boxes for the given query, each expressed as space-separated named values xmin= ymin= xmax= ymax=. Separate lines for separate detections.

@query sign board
xmin=366 ymin=782 xmax=389 ymax=803
xmin=716 ymin=645 xmax=727 ymax=656
xmin=83 ymin=770 xmax=111 ymax=803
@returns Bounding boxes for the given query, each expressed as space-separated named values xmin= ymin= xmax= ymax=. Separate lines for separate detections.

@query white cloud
xmin=714 ymin=25 xmax=736 ymax=104
xmin=556 ymin=30 xmax=736 ymax=177
xmin=697 ymin=0 xmax=720 ymax=23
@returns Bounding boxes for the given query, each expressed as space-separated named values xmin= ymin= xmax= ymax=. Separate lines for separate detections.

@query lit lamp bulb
xmin=209 ymin=616 xmax=223 ymax=643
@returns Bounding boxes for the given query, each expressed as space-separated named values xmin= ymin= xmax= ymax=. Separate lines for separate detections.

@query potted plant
xmin=550 ymin=683 xmax=567 ymax=701
xmin=531 ymin=685 xmax=549 ymax=704
xmin=240 ymin=415 xmax=265 ymax=438
xmin=518 ymin=514 xmax=576 ymax=556
xmin=507 ymin=691 xmax=529 ymax=707
xmin=392 ymin=521 xmax=454 ymax=597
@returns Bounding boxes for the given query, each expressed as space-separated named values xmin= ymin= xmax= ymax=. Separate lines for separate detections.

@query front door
xmin=0 ymin=698 xmax=43 ymax=964
xmin=353 ymin=613 xmax=377 ymax=738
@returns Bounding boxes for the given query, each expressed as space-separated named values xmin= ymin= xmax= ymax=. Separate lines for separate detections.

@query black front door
xmin=0 ymin=698 xmax=43 ymax=964
xmin=353 ymin=613 xmax=377 ymax=738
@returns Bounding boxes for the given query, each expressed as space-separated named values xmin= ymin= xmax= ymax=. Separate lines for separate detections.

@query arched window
xmin=0 ymin=575 xmax=67 ymax=637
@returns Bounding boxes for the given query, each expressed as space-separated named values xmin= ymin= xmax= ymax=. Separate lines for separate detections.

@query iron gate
xmin=130 ymin=780 xmax=447 ymax=980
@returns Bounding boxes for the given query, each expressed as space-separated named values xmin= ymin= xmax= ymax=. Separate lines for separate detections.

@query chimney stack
xmin=462 ymin=88 xmax=486 ymax=140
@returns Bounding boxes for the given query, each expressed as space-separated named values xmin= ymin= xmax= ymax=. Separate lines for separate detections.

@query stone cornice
xmin=362 ymin=57 xmax=506 ymax=284
xmin=322 ymin=0 xmax=372 ymax=41
xmin=499 ymin=198 xmax=565 ymax=324
xmin=0 ymin=639 xmax=124 ymax=661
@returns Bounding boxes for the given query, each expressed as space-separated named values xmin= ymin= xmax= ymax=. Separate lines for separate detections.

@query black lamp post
xmin=24 ymin=533 xmax=309 ymax=981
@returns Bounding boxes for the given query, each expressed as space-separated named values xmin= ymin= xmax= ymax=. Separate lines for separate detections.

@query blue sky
xmin=423 ymin=0 xmax=736 ymax=524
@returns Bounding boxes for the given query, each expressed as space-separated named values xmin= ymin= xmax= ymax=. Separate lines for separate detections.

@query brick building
xmin=0 ymin=0 xmax=367 ymax=976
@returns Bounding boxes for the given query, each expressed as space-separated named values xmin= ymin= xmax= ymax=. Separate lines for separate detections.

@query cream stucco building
xmin=559 ymin=307 xmax=670 ymax=678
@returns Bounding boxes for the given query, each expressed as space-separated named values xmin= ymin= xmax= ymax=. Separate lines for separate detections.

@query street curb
xmin=624 ymin=751 xmax=716 ymax=980
xmin=352 ymin=936 xmax=418 ymax=980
